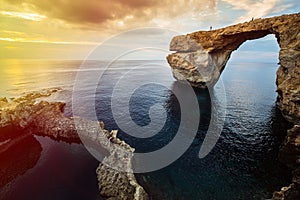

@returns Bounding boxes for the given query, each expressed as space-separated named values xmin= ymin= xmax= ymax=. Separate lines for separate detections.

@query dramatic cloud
xmin=3 ymin=0 xmax=218 ymax=29
xmin=1 ymin=0 xmax=297 ymax=32
xmin=1 ymin=0 xmax=298 ymax=59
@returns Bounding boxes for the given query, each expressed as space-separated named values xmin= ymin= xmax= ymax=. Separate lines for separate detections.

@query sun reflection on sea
xmin=0 ymin=59 xmax=80 ymax=98
xmin=0 ymin=59 xmax=46 ymax=97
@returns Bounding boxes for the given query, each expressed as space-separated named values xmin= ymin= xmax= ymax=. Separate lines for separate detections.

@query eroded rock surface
xmin=0 ymin=89 xmax=148 ymax=200
xmin=273 ymin=125 xmax=300 ymax=200
xmin=96 ymin=123 xmax=148 ymax=200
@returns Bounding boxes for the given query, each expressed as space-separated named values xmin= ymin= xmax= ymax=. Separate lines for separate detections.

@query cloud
xmin=0 ymin=11 xmax=46 ymax=21
xmin=0 ymin=36 xmax=97 ymax=45
xmin=1 ymin=0 xmax=296 ymax=59
xmin=3 ymin=0 xmax=218 ymax=29
xmin=222 ymin=0 xmax=281 ymax=23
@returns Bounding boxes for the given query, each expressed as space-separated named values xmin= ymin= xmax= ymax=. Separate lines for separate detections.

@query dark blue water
xmin=0 ymin=127 xmax=101 ymax=200
xmin=0 ymin=60 xmax=291 ymax=200
xmin=94 ymin=61 xmax=291 ymax=199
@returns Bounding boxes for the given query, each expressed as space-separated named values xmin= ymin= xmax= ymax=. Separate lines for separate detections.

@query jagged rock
xmin=273 ymin=169 xmax=300 ymax=200
xmin=96 ymin=123 xmax=148 ymax=200
xmin=0 ymin=88 xmax=63 ymax=128
xmin=277 ymin=66 xmax=300 ymax=125
xmin=96 ymin=164 xmax=148 ymax=200
xmin=272 ymin=183 xmax=300 ymax=200
xmin=274 ymin=126 xmax=300 ymax=199
xmin=0 ymin=97 xmax=8 ymax=108
xmin=167 ymin=13 xmax=300 ymax=123
xmin=278 ymin=125 xmax=300 ymax=169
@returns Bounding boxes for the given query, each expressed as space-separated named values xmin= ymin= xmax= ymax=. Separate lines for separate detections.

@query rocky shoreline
xmin=167 ymin=13 xmax=300 ymax=199
xmin=0 ymin=88 xmax=148 ymax=200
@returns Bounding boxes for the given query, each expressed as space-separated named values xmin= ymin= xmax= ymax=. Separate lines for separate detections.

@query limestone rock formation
xmin=96 ymin=124 xmax=148 ymax=200
xmin=0 ymin=89 xmax=148 ymax=200
xmin=167 ymin=13 xmax=300 ymax=199
xmin=167 ymin=13 xmax=300 ymax=123
xmin=278 ymin=125 xmax=300 ymax=169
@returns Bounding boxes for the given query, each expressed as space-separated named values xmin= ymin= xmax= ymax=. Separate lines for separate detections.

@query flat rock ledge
xmin=0 ymin=89 xmax=148 ymax=200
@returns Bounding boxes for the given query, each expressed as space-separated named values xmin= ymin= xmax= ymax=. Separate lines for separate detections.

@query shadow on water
xmin=132 ymin=82 xmax=292 ymax=200
xmin=0 ymin=126 xmax=42 ymax=190
xmin=43 ymin=59 xmax=292 ymax=200
xmin=0 ymin=125 xmax=102 ymax=200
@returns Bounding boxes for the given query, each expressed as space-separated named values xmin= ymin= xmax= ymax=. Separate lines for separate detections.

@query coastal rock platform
xmin=0 ymin=89 xmax=148 ymax=200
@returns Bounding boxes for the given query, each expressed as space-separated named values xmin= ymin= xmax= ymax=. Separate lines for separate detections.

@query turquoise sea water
xmin=0 ymin=60 xmax=291 ymax=200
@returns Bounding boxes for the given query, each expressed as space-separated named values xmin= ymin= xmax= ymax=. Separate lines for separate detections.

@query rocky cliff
xmin=167 ymin=13 xmax=300 ymax=199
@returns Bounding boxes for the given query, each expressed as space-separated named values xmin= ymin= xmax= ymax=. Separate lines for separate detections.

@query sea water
xmin=0 ymin=59 xmax=291 ymax=200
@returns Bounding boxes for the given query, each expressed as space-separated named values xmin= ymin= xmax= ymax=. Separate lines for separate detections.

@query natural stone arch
xmin=167 ymin=13 xmax=300 ymax=124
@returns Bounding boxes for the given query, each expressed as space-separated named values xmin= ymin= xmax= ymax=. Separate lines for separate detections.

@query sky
xmin=0 ymin=0 xmax=299 ymax=61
